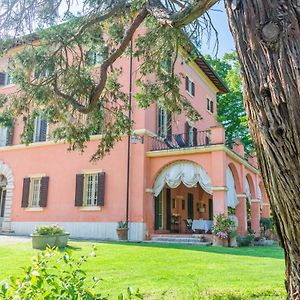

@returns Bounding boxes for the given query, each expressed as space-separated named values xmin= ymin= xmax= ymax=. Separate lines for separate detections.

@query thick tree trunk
xmin=224 ymin=0 xmax=300 ymax=298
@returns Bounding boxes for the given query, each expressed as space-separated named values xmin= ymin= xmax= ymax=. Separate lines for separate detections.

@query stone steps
xmin=149 ymin=235 xmax=212 ymax=246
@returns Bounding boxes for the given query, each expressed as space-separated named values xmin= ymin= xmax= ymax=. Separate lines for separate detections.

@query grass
xmin=0 ymin=240 xmax=286 ymax=299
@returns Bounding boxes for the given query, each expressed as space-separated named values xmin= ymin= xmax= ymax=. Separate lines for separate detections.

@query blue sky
xmin=200 ymin=1 xmax=235 ymax=58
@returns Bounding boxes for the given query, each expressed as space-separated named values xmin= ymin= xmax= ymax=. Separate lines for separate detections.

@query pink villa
xmin=0 ymin=37 xmax=271 ymax=241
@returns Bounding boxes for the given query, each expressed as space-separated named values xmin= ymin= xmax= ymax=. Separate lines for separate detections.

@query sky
xmin=199 ymin=1 xmax=235 ymax=58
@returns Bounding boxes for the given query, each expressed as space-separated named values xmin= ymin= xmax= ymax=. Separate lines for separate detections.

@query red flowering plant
xmin=212 ymin=213 xmax=237 ymax=240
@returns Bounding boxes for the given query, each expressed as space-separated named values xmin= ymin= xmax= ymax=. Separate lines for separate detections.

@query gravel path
xmin=0 ymin=235 xmax=30 ymax=245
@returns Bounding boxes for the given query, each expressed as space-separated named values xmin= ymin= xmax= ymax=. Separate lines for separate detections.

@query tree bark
xmin=223 ymin=1 xmax=300 ymax=298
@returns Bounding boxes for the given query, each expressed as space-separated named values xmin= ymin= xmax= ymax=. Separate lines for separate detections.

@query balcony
xmin=151 ymin=130 xmax=211 ymax=151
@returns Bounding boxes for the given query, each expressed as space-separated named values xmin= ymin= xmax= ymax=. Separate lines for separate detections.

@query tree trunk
xmin=224 ymin=0 xmax=300 ymax=298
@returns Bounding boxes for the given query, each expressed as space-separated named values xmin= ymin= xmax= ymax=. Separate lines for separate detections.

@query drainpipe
xmin=126 ymin=39 xmax=133 ymax=224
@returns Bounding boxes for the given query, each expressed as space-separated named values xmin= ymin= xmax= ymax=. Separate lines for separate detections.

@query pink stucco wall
xmin=0 ymin=35 xmax=270 ymax=239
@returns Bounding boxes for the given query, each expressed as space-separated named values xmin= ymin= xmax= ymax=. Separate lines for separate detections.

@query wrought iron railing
xmin=151 ymin=130 xmax=211 ymax=151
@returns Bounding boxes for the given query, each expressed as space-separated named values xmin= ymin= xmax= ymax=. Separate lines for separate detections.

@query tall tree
xmin=205 ymin=52 xmax=253 ymax=153
xmin=0 ymin=0 xmax=300 ymax=298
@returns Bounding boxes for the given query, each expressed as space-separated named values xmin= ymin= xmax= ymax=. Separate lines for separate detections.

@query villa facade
xmin=0 ymin=39 xmax=270 ymax=241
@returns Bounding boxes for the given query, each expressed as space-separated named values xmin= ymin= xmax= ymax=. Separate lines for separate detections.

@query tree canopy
xmin=0 ymin=0 xmax=218 ymax=159
xmin=205 ymin=52 xmax=253 ymax=153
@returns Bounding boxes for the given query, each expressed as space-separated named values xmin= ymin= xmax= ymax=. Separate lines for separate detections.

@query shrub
xmin=260 ymin=217 xmax=273 ymax=230
xmin=0 ymin=247 xmax=143 ymax=300
xmin=237 ymin=233 xmax=255 ymax=247
xmin=34 ymin=224 xmax=66 ymax=235
xmin=212 ymin=214 xmax=237 ymax=239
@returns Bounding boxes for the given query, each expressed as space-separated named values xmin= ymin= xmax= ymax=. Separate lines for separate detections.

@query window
xmin=185 ymin=121 xmax=197 ymax=146
xmin=32 ymin=115 xmax=47 ymax=142
xmin=86 ymin=50 xmax=104 ymax=66
xmin=0 ymin=72 xmax=13 ymax=86
xmin=29 ymin=178 xmax=42 ymax=207
xmin=207 ymin=98 xmax=214 ymax=113
xmin=161 ymin=59 xmax=172 ymax=73
xmin=185 ymin=76 xmax=195 ymax=96
xmin=21 ymin=176 xmax=49 ymax=209
xmin=157 ymin=107 xmax=172 ymax=139
xmin=84 ymin=173 xmax=98 ymax=206
xmin=0 ymin=127 xmax=8 ymax=147
xmin=75 ymin=172 xmax=105 ymax=208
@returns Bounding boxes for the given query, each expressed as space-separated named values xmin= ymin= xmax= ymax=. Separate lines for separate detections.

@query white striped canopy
xmin=153 ymin=161 xmax=212 ymax=197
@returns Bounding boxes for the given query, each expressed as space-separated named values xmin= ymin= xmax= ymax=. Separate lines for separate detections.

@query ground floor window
xmin=84 ymin=173 xmax=98 ymax=206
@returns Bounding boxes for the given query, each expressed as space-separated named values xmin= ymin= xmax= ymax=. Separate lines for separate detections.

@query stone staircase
xmin=149 ymin=234 xmax=212 ymax=246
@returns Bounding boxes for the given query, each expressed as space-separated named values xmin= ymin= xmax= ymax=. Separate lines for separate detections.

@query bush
xmin=260 ymin=217 xmax=273 ymax=230
xmin=212 ymin=214 xmax=237 ymax=239
xmin=237 ymin=233 xmax=255 ymax=247
xmin=0 ymin=247 xmax=143 ymax=300
xmin=34 ymin=224 xmax=66 ymax=235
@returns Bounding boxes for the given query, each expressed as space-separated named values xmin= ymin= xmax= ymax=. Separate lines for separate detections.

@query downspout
xmin=126 ymin=39 xmax=133 ymax=224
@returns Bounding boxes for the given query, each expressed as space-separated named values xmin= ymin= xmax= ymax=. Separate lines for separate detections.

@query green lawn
xmin=0 ymin=241 xmax=286 ymax=299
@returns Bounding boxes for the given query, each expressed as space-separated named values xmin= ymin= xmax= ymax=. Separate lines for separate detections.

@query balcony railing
xmin=151 ymin=130 xmax=211 ymax=151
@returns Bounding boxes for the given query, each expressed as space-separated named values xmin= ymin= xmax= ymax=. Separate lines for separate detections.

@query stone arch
xmin=245 ymin=174 xmax=256 ymax=200
xmin=0 ymin=161 xmax=14 ymax=232
xmin=227 ymin=163 xmax=242 ymax=194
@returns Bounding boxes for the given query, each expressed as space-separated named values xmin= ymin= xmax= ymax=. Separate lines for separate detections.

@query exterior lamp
xmin=131 ymin=133 xmax=144 ymax=144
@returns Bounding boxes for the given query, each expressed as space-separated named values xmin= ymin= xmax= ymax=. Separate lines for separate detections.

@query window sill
xmin=186 ymin=91 xmax=194 ymax=97
xmin=79 ymin=206 xmax=101 ymax=211
xmin=206 ymin=109 xmax=214 ymax=115
xmin=25 ymin=207 xmax=43 ymax=211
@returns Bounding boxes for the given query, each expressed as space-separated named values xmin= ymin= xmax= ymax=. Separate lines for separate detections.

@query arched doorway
xmin=152 ymin=161 xmax=213 ymax=233
xmin=0 ymin=162 xmax=14 ymax=232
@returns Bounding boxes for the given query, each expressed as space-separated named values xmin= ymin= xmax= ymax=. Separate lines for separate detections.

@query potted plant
xmin=116 ymin=221 xmax=129 ymax=240
xmin=31 ymin=224 xmax=70 ymax=250
xmin=212 ymin=214 xmax=236 ymax=247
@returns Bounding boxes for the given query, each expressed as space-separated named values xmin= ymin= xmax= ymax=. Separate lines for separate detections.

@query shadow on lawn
xmin=75 ymin=240 xmax=284 ymax=260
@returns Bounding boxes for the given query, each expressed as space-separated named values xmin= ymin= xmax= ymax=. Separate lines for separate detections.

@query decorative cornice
xmin=146 ymin=145 xmax=259 ymax=174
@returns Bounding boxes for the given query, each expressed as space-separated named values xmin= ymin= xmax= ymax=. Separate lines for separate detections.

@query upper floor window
xmin=75 ymin=172 xmax=105 ymax=207
xmin=207 ymin=98 xmax=214 ymax=113
xmin=185 ymin=76 xmax=195 ymax=96
xmin=0 ymin=126 xmax=13 ymax=147
xmin=185 ymin=122 xmax=197 ymax=146
xmin=161 ymin=59 xmax=172 ymax=73
xmin=0 ymin=72 xmax=13 ymax=86
xmin=86 ymin=50 xmax=104 ymax=66
xmin=32 ymin=116 xmax=47 ymax=143
xmin=157 ymin=107 xmax=172 ymax=139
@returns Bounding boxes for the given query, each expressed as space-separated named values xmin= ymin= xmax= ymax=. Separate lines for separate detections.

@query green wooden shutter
xmin=185 ymin=76 xmax=189 ymax=91
xmin=6 ymin=123 xmax=14 ymax=146
xmin=187 ymin=193 xmax=194 ymax=219
xmin=21 ymin=177 xmax=30 ymax=208
xmin=39 ymin=119 xmax=47 ymax=142
xmin=185 ymin=122 xmax=190 ymax=145
xmin=39 ymin=176 xmax=49 ymax=207
xmin=97 ymin=172 xmax=105 ymax=206
xmin=0 ymin=73 xmax=6 ymax=85
xmin=0 ymin=188 xmax=5 ymax=217
xmin=166 ymin=189 xmax=171 ymax=231
xmin=75 ymin=174 xmax=84 ymax=206
xmin=193 ymin=127 xmax=197 ymax=146
xmin=191 ymin=81 xmax=195 ymax=96
xmin=154 ymin=196 xmax=160 ymax=230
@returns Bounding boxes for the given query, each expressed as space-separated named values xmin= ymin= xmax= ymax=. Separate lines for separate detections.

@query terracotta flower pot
xmin=213 ymin=236 xmax=228 ymax=247
xmin=116 ymin=228 xmax=129 ymax=240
